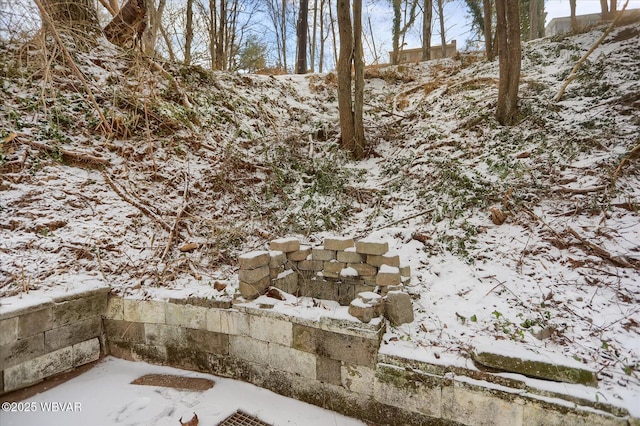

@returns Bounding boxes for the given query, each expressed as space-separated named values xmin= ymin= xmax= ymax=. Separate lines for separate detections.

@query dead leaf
xmin=489 ymin=207 xmax=507 ymax=225
xmin=180 ymin=242 xmax=198 ymax=252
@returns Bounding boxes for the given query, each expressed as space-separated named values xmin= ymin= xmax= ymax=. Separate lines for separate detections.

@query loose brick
xmin=272 ymin=269 xmax=298 ymax=295
xmin=311 ymin=247 xmax=337 ymax=261
xmin=238 ymin=250 xmax=271 ymax=269
xmin=287 ymin=245 xmax=312 ymax=261
xmin=269 ymin=251 xmax=287 ymax=268
xmin=355 ymin=239 xmax=389 ymax=255
xmin=348 ymin=263 xmax=378 ymax=276
xmin=324 ymin=237 xmax=355 ymax=251
xmin=367 ymin=253 xmax=400 ymax=268
xmin=376 ymin=265 xmax=402 ymax=286
xmin=324 ymin=260 xmax=346 ymax=274
xmin=337 ymin=248 xmax=366 ymax=263
xmin=238 ymin=265 xmax=270 ymax=283
xmin=297 ymin=259 xmax=324 ymax=271
xmin=239 ymin=276 xmax=270 ymax=299
xmin=400 ymin=264 xmax=411 ymax=277
xmin=269 ymin=237 xmax=300 ymax=253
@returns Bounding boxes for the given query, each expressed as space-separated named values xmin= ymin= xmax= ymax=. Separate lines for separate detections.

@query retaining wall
xmin=0 ymin=287 xmax=108 ymax=394
xmin=1 ymin=291 xmax=635 ymax=425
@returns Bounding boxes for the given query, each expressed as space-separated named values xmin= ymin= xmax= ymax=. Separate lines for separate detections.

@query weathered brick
xmin=229 ymin=335 xmax=268 ymax=365
xmin=52 ymin=293 xmax=107 ymax=327
xmin=268 ymin=343 xmax=316 ymax=379
xmin=249 ymin=314 xmax=293 ymax=346
xmin=104 ymin=319 xmax=145 ymax=344
xmin=18 ymin=307 xmax=53 ymax=338
xmin=442 ymin=380 xmax=522 ymax=426
xmin=299 ymin=278 xmax=339 ymax=301
xmin=348 ymin=263 xmax=378 ymax=276
xmin=3 ymin=346 xmax=73 ymax=392
xmin=238 ymin=250 xmax=271 ymax=269
xmin=355 ymin=239 xmax=389 ymax=255
xmin=400 ymin=264 xmax=411 ymax=277
xmin=292 ymin=324 xmax=378 ymax=367
xmin=0 ymin=317 xmax=18 ymax=346
xmin=0 ymin=333 xmax=45 ymax=370
xmin=123 ymin=299 xmax=166 ymax=324
xmin=367 ymin=253 xmax=400 ymax=268
xmin=270 ymin=264 xmax=285 ymax=279
xmin=166 ymin=303 xmax=207 ymax=329
xmin=287 ymin=246 xmax=312 ymax=261
xmin=206 ymin=309 xmax=249 ymax=335
xmin=337 ymin=248 xmax=366 ymax=263
xmin=145 ymin=323 xmax=185 ymax=347
xmin=375 ymin=364 xmax=442 ymax=418
xmin=324 ymin=261 xmax=346 ymax=274
xmin=239 ymin=276 xmax=270 ymax=299
xmin=324 ymin=237 xmax=355 ymax=251
xmin=72 ymin=338 xmax=101 ymax=367
xmin=342 ymin=363 xmax=375 ymax=395
xmin=312 ymin=247 xmax=337 ymax=261
xmin=105 ymin=296 xmax=124 ymax=320
xmin=269 ymin=251 xmax=287 ymax=268
xmin=44 ymin=316 xmax=103 ymax=352
xmin=272 ymin=269 xmax=298 ymax=295
xmin=298 ymin=259 xmax=324 ymax=271
xmin=376 ymin=265 xmax=402 ymax=286
xmin=316 ymin=356 xmax=341 ymax=385
xmin=185 ymin=328 xmax=229 ymax=355
xmin=239 ymin=265 xmax=270 ymax=284
xmin=270 ymin=237 xmax=301 ymax=253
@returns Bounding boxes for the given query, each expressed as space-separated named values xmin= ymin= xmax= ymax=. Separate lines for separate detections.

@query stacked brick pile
xmin=238 ymin=236 xmax=414 ymax=325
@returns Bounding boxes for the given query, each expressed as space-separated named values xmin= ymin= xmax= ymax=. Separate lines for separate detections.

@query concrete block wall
xmin=0 ymin=287 xmax=108 ymax=394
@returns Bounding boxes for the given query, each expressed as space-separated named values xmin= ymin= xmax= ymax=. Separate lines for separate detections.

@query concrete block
xmin=384 ymin=291 xmax=414 ymax=325
xmin=123 ymin=299 xmax=166 ymax=324
xmin=0 ymin=317 xmax=18 ymax=345
xmin=166 ymin=303 xmax=207 ymax=329
xmin=270 ymin=265 xmax=285 ymax=279
xmin=522 ymin=401 xmax=623 ymax=426
xmin=52 ymin=293 xmax=107 ymax=327
xmin=342 ymin=363 xmax=375 ymax=395
xmin=238 ymin=250 xmax=271 ymax=269
xmin=312 ymin=247 xmax=337 ymax=261
xmin=292 ymin=324 xmax=379 ymax=367
xmin=18 ymin=307 xmax=53 ymax=338
xmin=316 ymin=356 xmax=341 ymax=385
xmin=399 ymin=264 xmax=411 ymax=277
xmin=355 ymin=239 xmax=389 ymax=255
xmin=238 ymin=265 xmax=270 ymax=283
xmin=104 ymin=319 xmax=145 ymax=343
xmin=324 ymin=260 xmax=346 ymax=275
xmin=72 ymin=338 xmax=101 ymax=367
xmin=44 ymin=316 xmax=103 ymax=352
xmin=337 ymin=282 xmax=356 ymax=306
xmin=3 ymin=346 xmax=73 ymax=392
xmin=349 ymin=300 xmax=375 ymax=323
xmin=324 ymin=237 xmax=355 ymax=251
xmin=185 ymin=328 xmax=229 ymax=355
xmin=269 ymin=251 xmax=287 ymax=268
xmin=299 ymin=278 xmax=339 ymax=301
xmin=376 ymin=265 xmax=401 ymax=286
xmin=249 ymin=314 xmax=293 ymax=346
xmin=348 ymin=263 xmax=378 ymax=276
xmin=272 ymin=269 xmax=298 ymax=295
xmin=442 ymin=381 xmax=524 ymax=426
xmin=337 ymin=248 xmax=366 ymax=263
xmin=367 ymin=253 xmax=400 ymax=268
xmin=374 ymin=364 xmax=442 ymax=418
xmin=297 ymin=259 xmax=323 ymax=271
xmin=229 ymin=335 xmax=269 ymax=365
xmin=270 ymin=237 xmax=300 ymax=253
xmin=239 ymin=276 xmax=271 ymax=299
xmin=268 ymin=343 xmax=316 ymax=379
xmin=0 ymin=333 xmax=45 ymax=370
xmin=207 ymin=309 xmax=249 ymax=335
xmin=145 ymin=323 xmax=185 ymax=347
xmin=287 ymin=246 xmax=312 ymax=261
xmin=106 ymin=296 xmax=124 ymax=320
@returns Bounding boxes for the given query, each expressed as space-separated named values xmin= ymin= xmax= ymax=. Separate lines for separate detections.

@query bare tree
xmin=297 ymin=0 xmax=309 ymax=73
xmin=391 ymin=0 xmax=418 ymax=65
xmin=570 ymin=0 xmax=577 ymax=32
xmin=40 ymin=0 xmax=101 ymax=43
xmin=421 ymin=0 xmax=432 ymax=61
xmin=483 ymin=0 xmax=493 ymax=60
xmin=184 ymin=0 xmax=194 ymax=65
xmin=495 ymin=0 xmax=521 ymax=125
xmin=436 ymin=0 xmax=446 ymax=57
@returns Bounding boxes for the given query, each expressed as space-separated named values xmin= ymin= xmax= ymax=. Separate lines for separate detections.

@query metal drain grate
xmin=218 ymin=410 xmax=272 ymax=426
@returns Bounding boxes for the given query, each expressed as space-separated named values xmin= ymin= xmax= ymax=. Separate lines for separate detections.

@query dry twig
xmin=567 ymin=227 xmax=636 ymax=269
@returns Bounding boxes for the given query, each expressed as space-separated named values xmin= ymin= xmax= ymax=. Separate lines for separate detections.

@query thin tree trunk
xmin=483 ymin=0 xmax=493 ymax=60
xmin=209 ymin=0 xmax=217 ymax=69
xmin=311 ymin=0 xmax=318 ymax=72
xmin=437 ymin=0 xmax=446 ymax=57
xmin=529 ymin=0 xmax=538 ymax=40
xmin=282 ymin=0 xmax=288 ymax=71
xmin=329 ymin=0 xmax=338 ymax=68
xmin=297 ymin=0 xmax=309 ymax=73
xmin=353 ymin=0 xmax=366 ymax=159
xmin=495 ymin=0 xmax=521 ymax=125
xmin=160 ymin=23 xmax=176 ymax=61
xmin=319 ymin=0 xmax=325 ymax=72
xmin=216 ymin=0 xmax=226 ymax=70
xmin=336 ymin=0 xmax=354 ymax=155
xmin=41 ymin=0 xmax=101 ymax=43
xmin=570 ymin=0 xmax=577 ymax=32
xmin=422 ymin=0 xmax=432 ymax=61
xmin=600 ymin=0 xmax=610 ymax=20
xmin=392 ymin=0 xmax=401 ymax=64
xmin=184 ymin=0 xmax=194 ymax=65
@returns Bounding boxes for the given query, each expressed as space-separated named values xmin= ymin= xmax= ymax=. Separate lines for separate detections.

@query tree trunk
xmin=142 ymin=0 xmax=166 ymax=57
xmin=184 ymin=0 xmax=194 ymax=65
xmin=282 ymin=0 xmax=288 ymax=71
xmin=104 ymin=0 xmax=147 ymax=50
xmin=353 ymin=0 xmax=366 ymax=159
xmin=529 ymin=0 xmax=538 ymax=40
xmin=297 ymin=0 xmax=309 ymax=73
xmin=495 ymin=0 xmax=521 ymax=126
xmin=216 ymin=0 xmax=226 ymax=70
xmin=40 ymin=0 xmax=101 ymax=44
xmin=610 ymin=0 xmax=618 ymax=17
xmin=329 ymin=0 xmax=338 ymax=68
xmin=483 ymin=0 xmax=493 ymax=60
xmin=437 ymin=0 xmax=446 ymax=57
xmin=570 ymin=0 xmax=577 ymax=32
xmin=311 ymin=0 xmax=318 ymax=72
xmin=319 ymin=0 xmax=325 ymax=72
xmin=391 ymin=0 xmax=401 ymax=64
xmin=422 ymin=0 xmax=432 ymax=61
xmin=600 ymin=0 xmax=610 ymax=20
xmin=336 ymin=0 xmax=355 ymax=155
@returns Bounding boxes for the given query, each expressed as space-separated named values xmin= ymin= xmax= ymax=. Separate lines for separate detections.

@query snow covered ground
xmin=0 ymin=357 xmax=366 ymax=426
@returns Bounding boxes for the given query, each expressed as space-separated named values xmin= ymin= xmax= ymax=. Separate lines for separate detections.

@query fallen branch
xmin=557 ymin=185 xmax=607 ymax=194
xmin=161 ymin=172 xmax=190 ymax=260
xmin=356 ymin=208 xmax=434 ymax=239
xmin=15 ymin=136 xmax=109 ymax=167
xmin=102 ymin=171 xmax=170 ymax=231
xmin=611 ymin=142 xmax=640 ymax=184
xmin=554 ymin=0 xmax=630 ymax=102
xmin=567 ymin=227 xmax=636 ymax=269
xmin=33 ymin=0 xmax=112 ymax=134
